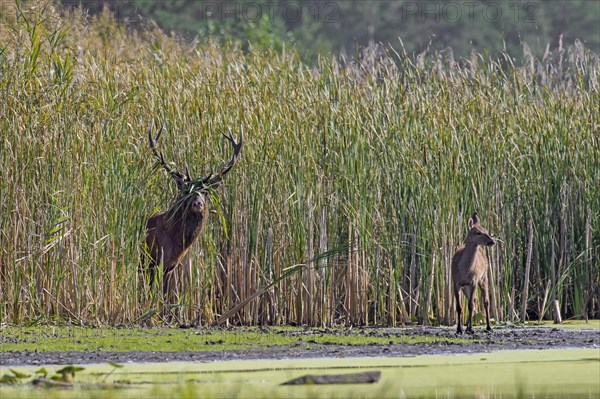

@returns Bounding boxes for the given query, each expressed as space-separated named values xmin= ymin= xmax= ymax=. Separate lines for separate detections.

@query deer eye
xmin=476 ymin=231 xmax=482 ymax=235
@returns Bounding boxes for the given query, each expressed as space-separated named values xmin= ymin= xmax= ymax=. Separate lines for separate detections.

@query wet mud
xmin=1 ymin=325 xmax=598 ymax=366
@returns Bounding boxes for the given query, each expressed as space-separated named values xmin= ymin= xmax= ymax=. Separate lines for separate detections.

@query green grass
xmin=529 ymin=319 xmax=600 ymax=329
xmin=1 ymin=349 xmax=599 ymax=398
xmin=0 ymin=326 xmax=473 ymax=352
xmin=0 ymin=1 xmax=598 ymax=327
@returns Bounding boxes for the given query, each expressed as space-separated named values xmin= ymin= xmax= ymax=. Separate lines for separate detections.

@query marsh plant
xmin=0 ymin=2 xmax=598 ymax=327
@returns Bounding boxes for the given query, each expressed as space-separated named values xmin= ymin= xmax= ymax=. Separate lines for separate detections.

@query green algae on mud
xmin=0 ymin=326 xmax=475 ymax=353
xmin=1 ymin=349 xmax=599 ymax=399
xmin=2 ymin=321 xmax=598 ymax=353
xmin=533 ymin=319 xmax=600 ymax=329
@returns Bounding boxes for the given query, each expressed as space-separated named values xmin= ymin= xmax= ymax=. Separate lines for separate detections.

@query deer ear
xmin=471 ymin=212 xmax=480 ymax=225
xmin=467 ymin=218 xmax=474 ymax=230
xmin=172 ymin=175 xmax=185 ymax=190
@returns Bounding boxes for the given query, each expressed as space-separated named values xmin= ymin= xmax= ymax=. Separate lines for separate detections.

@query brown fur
xmin=145 ymin=196 xmax=208 ymax=294
xmin=451 ymin=212 xmax=495 ymax=334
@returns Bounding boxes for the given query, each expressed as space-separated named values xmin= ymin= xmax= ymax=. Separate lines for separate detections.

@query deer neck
xmin=165 ymin=206 xmax=208 ymax=248
xmin=462 ymin=242 xmax=481 ymax=263
xmin=182 ymin=207 xmax=207 ymax=247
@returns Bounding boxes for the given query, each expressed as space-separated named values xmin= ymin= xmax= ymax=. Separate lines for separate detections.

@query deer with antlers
xmin=143 ymin=125 xmax=243 ymax=296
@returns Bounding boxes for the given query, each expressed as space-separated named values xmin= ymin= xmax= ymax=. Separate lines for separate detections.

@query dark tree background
xmin=61 ymin=0 xmax=599 ymax=59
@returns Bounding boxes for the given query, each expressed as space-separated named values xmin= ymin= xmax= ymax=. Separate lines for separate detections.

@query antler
xmin=148 ymin=124 xmax=187 ymax=186
xmin=204 ymin=131 xmax=243 ymax=188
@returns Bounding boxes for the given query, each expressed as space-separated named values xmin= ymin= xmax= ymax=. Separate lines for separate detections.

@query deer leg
xmin=162 ymin=273 xmax=169 ymax=297
xmin=161 ymin=268 xmax=178 ymax=323
xmin=147 ymin=260 xmax=157 ymax=289
xmin=163 ymin=268 xmax=176 ymax=300
xmin=454 ymin=286 xmax=463 ymax=334
xmin=481 ymin=283 xmax=492 ymax=332
xmin=466 ymin=285 xmax=475 ymax=334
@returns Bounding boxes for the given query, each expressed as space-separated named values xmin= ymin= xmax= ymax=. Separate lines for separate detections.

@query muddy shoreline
xmin=1 ymin=326 xmax=598 ymax=367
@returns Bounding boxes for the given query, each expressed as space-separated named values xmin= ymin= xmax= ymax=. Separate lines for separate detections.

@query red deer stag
xmin=451 ymin=212 xmax=495 ymax=334
xmin=144 ymin=125 xmax=242 ymax=296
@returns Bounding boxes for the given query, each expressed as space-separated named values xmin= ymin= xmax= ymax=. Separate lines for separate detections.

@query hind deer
xmin=452 ymin=212 xmax=495 ymax=334
xmin=143 ymin=125 xmax=243 ymax=297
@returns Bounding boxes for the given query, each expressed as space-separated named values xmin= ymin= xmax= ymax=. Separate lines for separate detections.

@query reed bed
xmin=0 ymin=3 xmax=598 ymax=326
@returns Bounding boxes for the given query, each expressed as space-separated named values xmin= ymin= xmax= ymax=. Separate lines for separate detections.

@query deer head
xmin=148 ymin=124 xmax=243 ymax=217
xmin=466 ymin=212 xmax=495 ymax=247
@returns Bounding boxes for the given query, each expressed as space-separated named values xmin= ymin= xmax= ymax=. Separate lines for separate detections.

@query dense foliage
xmin=0 ymin=2 xmax=598 ymax=326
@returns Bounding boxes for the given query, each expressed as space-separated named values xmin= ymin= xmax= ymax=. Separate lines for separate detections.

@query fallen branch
xmin=281 ymin=371 xmax=381 ymax=385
